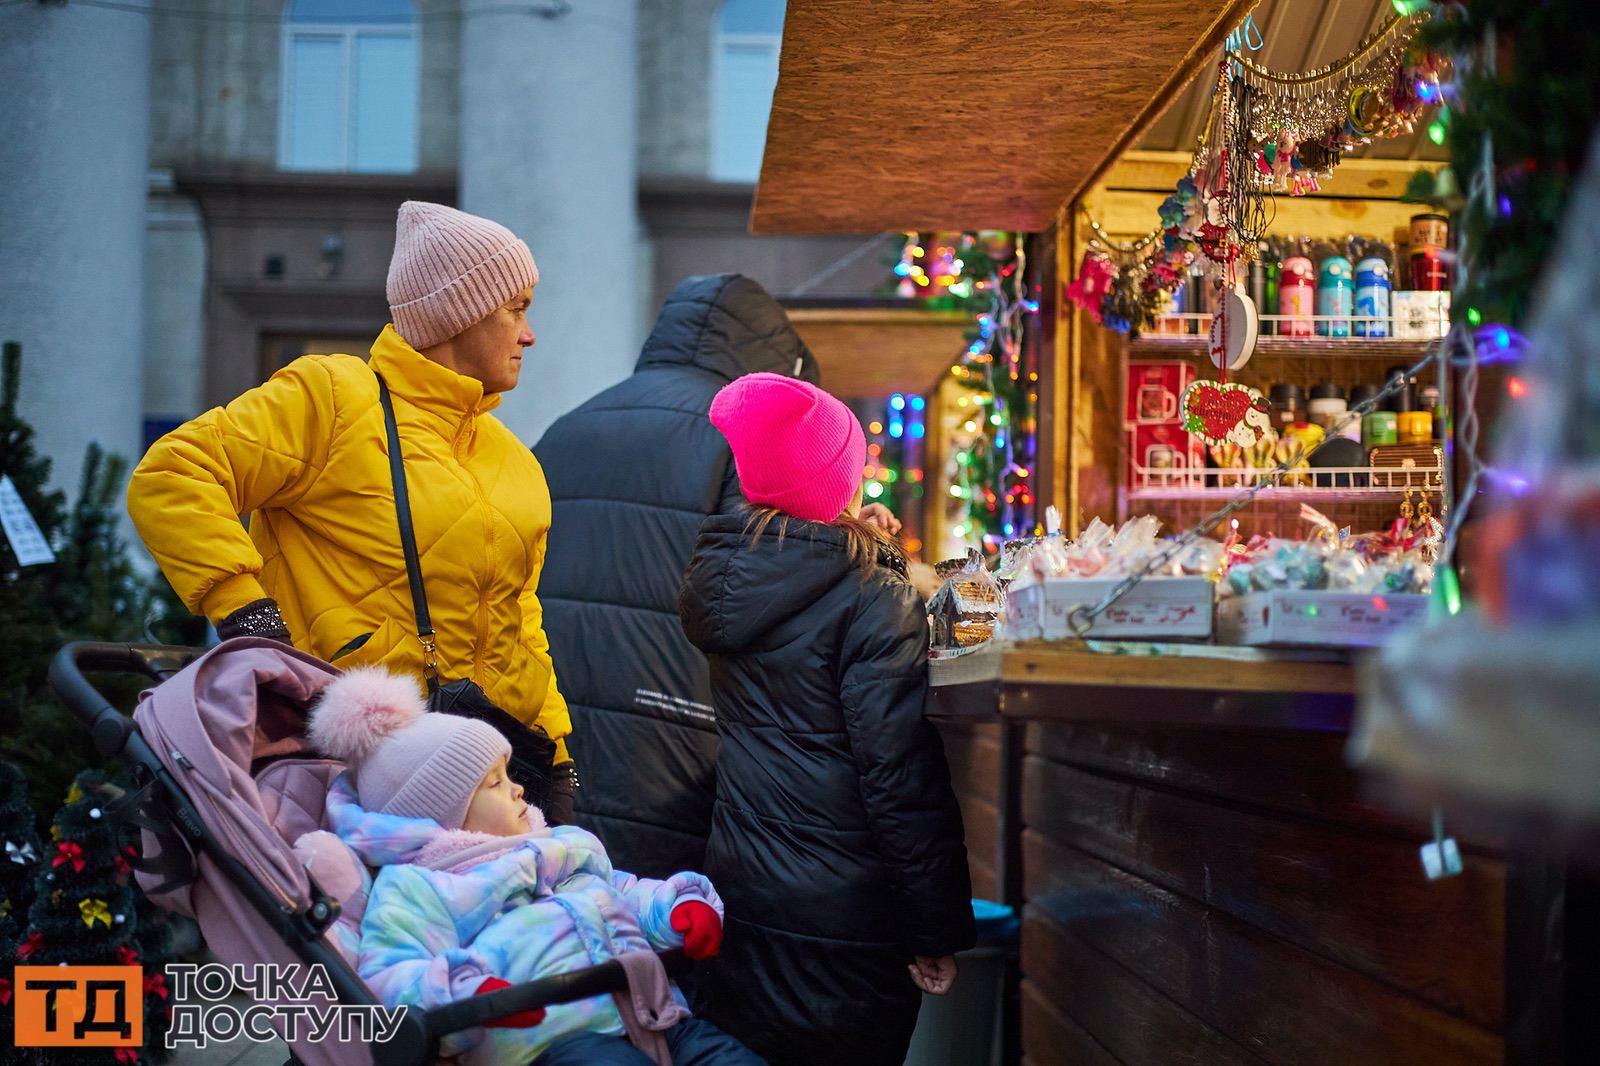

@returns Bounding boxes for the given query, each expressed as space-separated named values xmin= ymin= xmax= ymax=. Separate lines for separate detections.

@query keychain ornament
xmin=1182 ymin=380 xmax=1272 ymax=447
xmin=1209 ymin=285 xmax=1258 ymax=371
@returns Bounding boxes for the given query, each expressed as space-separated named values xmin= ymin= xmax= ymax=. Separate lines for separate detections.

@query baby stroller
xmin=50 ymin=636 xmax=687 ymax=1066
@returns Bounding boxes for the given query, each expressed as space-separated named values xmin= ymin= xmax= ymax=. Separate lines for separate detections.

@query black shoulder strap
xmin=375 ymin=373 xmax=439 ymax=692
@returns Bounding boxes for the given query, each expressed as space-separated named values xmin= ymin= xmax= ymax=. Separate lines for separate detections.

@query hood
xmin=325 ymin=772 xmax=549 ymax=872
xmin=636 ymin=273 xmax=820 ymax=384
xmin=679 ymin=512 xmax=906 ymax=654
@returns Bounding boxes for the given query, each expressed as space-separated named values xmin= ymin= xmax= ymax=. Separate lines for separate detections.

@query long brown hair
xmin=741 ymin=505 xmax=903 ymax=575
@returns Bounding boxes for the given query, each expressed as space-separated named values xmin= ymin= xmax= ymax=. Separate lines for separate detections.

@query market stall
xmin=754 ymin=1 xmax=1575 ymax=1062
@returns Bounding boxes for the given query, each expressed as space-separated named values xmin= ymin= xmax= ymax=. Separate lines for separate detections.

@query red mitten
xmin=474 ymin=976 xmax=546 ymax=1028
xmin=670 ymin=900 xmax=722 ymax=960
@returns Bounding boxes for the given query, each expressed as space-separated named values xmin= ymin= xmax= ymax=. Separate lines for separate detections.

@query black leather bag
xmin=376 ymin=374 xmax=557 ymax=807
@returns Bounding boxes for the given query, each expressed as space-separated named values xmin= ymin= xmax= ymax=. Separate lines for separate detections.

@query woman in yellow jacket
xmin=128 ymin=202 xmax=579 ymax=820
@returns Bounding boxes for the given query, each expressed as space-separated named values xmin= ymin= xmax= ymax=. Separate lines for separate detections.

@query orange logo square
xmin=13 ymin=966 xmax=143 ymax=1047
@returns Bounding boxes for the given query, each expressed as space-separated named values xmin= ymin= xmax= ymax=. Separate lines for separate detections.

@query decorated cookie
xmin=1182 ymin=380 xmax=1272 ymax=448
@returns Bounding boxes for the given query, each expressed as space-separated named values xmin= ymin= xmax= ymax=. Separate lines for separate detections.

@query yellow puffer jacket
xmin=128 ymin=325 xmax=570 ymax=760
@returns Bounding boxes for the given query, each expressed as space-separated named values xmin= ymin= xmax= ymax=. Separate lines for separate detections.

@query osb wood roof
xmin=751 ymin=0 xmax=1256 ymax=235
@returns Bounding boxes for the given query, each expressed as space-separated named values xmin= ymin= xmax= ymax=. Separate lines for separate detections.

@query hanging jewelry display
xmin=1068 ymin=9 xmax=1444 ymax=336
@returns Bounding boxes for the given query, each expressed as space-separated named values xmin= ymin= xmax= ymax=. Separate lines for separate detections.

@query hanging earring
xmin=1398 ymin=484 xmax=1415 ymax=526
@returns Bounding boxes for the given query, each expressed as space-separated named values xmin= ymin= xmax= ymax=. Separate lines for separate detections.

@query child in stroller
xmin=306 ymin=666 xmax=763 ymax=1066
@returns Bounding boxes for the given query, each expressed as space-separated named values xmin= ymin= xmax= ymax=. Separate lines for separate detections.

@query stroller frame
xmin=50 ymin=641 xmax=686 ymax=1065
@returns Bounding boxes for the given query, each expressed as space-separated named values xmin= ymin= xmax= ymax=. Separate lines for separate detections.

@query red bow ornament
xmin=117 ymin=945 xmax=141 ymax=967
xmin=144 ymin=973 xmax=169 ymax=1001
xmin=0 ymin=976 xmax=12 ymax=1007
xmin=1371 ymin=517 xmax=1420 ymax=556
xmin=53 ymin=841 xmax=85 ymax=874
xmin=17 ymin=931 xmax=43 ymax=960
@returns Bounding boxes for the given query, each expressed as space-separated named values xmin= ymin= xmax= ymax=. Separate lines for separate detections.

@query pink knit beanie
xmin=709 ymin=372 xmax=867 ymax=522
xmin=308 ymin=667 xmax=510 ymax=830
xmin=386 ymin=201 xmax=540 ymax=350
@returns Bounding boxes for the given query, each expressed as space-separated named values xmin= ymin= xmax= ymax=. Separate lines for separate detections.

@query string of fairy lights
xmin=887 ymin=231 xmax=1041 ymax=556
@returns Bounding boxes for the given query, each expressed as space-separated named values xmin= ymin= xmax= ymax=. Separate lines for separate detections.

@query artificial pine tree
xmin=0 ymin=343 xmax=205 ymax=821
xmin=0 ymin=341 xmax=82 ymax=821
xmin=1 ymin=759 xmax=45 ymax=1050
xmin=1420 ymin=0 xmax=1600 ymax=328
xmin=17 ymin=770 xmax=171 ymax=1064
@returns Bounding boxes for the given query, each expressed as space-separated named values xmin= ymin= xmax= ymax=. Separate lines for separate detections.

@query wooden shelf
xmin=928 ymin=639 xmax=1358 ymax=730
xmin=1129 ymin=334 xmax=1437 ymax=362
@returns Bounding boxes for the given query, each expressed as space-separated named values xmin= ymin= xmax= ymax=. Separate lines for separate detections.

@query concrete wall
xmin=149 ymin=0 xmax=460 ymax=170
xmin=638 ymin=0 xmax=719 ymax=180
xmin=419 ymin=0 xmax=463 ymax=171
xmin=149 ymin=0 xmax=279 ymax=169
xmin=143 ymin=173 xmax=209 ymax=424
xmin=1 ymin=0 xmax=151 ymax=494
xmin=460 ymin=0 xmax=644 ymax=445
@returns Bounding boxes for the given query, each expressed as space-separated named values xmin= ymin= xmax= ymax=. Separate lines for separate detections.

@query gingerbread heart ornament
xmin=1181 ymin=380 xmax=1272 ymax=447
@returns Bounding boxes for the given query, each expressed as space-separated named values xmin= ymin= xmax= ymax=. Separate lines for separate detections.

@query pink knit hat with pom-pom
xmin=308 ymin=667 xmax=509 ymax=830
xmin=709 ymin=372 xmax=867 ymax=522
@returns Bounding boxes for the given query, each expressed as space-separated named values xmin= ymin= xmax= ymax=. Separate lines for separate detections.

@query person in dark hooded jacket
xmin=679 ymin=372 xmax=975 ymax=1066
xmin=533 ymin=274 xmax=821 ymax=879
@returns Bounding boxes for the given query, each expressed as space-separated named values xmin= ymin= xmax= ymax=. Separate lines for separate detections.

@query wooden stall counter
xmin=929 ymin=639 xmax=1356 ymax=729
xmin=926 ymin=640 xmax=1509 ymax=1066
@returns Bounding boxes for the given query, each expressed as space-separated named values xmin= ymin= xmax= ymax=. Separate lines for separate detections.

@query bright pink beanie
xmin=709 ymin=372 xmax=867 ymax=522
xmin=386 ymin=201 xmax=539 ymax=349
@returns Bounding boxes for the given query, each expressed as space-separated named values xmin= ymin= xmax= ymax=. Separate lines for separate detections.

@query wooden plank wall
xmin=937 ymin=720 xmax=1004 ymax=903
xmin=1019 ymin=722 xmax=1507 ymax=1065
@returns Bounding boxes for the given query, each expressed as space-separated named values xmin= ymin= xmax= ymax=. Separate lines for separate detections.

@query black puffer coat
xmin=534 ymin=274 xmax=819 ymax=879
xmin=679 ymin=514 xmax=975 ymax=1066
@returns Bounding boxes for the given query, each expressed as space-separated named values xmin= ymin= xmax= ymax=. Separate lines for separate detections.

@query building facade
xmin=3 ymin=0 xmax=888 ymax=492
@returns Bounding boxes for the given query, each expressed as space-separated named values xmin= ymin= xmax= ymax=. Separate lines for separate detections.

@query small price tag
xmin=0 ymin=475 xmax=55 ymax=566
xmin=1420 ymin=837 xmax=1463 ymax=880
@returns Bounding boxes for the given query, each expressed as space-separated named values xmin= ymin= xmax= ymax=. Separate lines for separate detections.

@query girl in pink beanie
xmin=680 ymin=373 xmax=975 ymax=1066
xmin=306 ymin=668 xmax=763 ymax=1066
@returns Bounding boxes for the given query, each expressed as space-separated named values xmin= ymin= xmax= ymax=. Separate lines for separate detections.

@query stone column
xmin=459 ymin=0 xmax=642 ymax=445
xmin=0 ymin=0 xmax=151 ymax=491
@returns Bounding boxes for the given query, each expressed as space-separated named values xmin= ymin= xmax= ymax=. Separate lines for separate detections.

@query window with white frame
xmin=710 ymin=0 xmax=786 ymax=183
xmin=279 ymin=0 xmax=420 ymax=173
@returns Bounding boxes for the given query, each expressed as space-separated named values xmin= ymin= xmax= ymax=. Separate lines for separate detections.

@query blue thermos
xmin=1354 ymin=256 xmax=1391 ymax=337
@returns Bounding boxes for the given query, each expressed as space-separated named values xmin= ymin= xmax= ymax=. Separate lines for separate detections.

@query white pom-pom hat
xmin=308 ymin=667 xmax=510 ymax=830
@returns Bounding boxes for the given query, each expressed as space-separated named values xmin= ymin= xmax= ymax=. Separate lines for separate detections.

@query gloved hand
xmin=217 ymin=598 xmax=293 ymax=646
xmin=670 ymin=900 xmax=722 ymax=960
xmin=474 ymin=976 xmax=546 ymax=1028
xmin=543 ymin=762 xmax=578 ymax=826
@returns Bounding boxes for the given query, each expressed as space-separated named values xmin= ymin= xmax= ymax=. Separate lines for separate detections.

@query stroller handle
xmin=422 ymin=948 xmax=692 ymax=1038
xmin=50 ymin=642 xmax=205 ymax=757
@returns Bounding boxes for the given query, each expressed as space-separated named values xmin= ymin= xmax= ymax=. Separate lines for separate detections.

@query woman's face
xmin=432 ymin=287 xmax=535 ymax=395
xmin=462 ymin=756 xmax=531 ymax=836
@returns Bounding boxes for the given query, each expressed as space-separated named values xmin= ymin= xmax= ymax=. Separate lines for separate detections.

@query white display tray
xmin=1218 ymin=589 xmax=1430 ymax=648
xmin=1005 ymin=576 xmax=1214 ymax=641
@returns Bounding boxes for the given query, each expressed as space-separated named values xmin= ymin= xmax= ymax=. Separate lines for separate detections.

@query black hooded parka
xmin=678 ymin=513 xmax=975 ymax=1065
